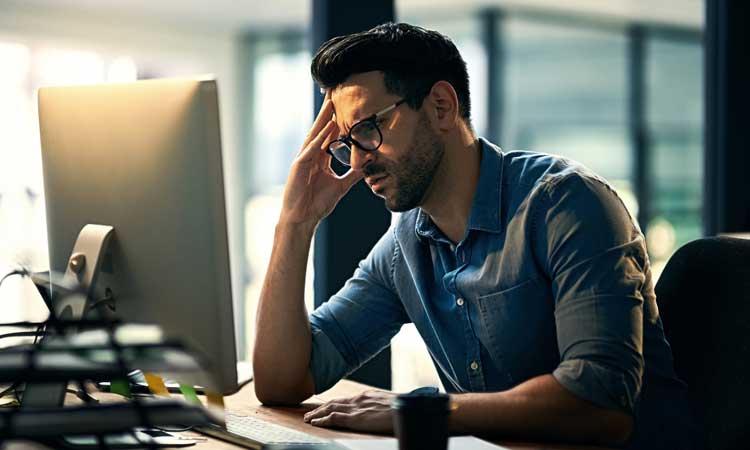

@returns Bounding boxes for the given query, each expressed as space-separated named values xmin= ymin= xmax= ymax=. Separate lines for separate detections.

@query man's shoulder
xmin=500 ymin=150 xmax=610 ymax=199
xmin=503 ymin=152 xmax=639 ymax=238
xmin=503 ymin=150 xmax=580 ymax=184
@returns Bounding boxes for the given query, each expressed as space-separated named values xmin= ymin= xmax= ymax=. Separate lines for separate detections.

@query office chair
xmin=655 ymin=236 xmax=750 ymax=450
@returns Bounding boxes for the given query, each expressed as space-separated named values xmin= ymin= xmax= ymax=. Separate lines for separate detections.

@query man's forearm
xmin=449 ymin=374 xmax=633 ymax=447
xmin=253 ymin=219 xmax=317 ymax=404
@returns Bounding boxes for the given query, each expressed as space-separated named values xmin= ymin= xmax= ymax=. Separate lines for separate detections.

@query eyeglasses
xmin=327 ymin=98 xmax=407 ymax=167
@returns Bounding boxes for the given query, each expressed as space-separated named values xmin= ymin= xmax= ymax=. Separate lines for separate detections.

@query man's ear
xmin=424 ymin=81 xmax=460 ymax=131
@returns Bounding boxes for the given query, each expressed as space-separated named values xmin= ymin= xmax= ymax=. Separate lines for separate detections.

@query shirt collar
xmin=467 ymin=137 xmax=503 ymax=233
xmin=415 ymin=137 xmax=504 ymax=240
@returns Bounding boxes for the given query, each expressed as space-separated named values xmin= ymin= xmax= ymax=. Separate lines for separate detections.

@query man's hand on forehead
xmin=321 ymin=87 xmax=338 ymax=123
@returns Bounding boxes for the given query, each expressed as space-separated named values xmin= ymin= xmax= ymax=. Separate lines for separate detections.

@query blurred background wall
xmin=0 ymin=0 xmax=703 ymax=391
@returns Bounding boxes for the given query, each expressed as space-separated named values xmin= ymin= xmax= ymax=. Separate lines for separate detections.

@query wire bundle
xmin=0 ymin=268 xmax=222 ymax=449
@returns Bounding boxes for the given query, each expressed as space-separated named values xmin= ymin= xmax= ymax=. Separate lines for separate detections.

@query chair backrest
xmin=655 ymin=236 xmax=750 ymax=450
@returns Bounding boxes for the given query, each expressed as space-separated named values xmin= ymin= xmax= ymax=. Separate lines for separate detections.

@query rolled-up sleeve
xmin=534 ymin=172 xmax=648 ymax=413
xmin=309 ymin=227 xmax=410 ymax=394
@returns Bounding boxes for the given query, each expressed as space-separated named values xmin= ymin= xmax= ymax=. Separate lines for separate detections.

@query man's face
xmin=330 ymin=71 xmax=445 ymax=212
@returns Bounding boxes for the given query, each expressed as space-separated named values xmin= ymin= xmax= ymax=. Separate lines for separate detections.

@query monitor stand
xmin=21 ymin=224 xmax=194 ymax=447
xmin=22 ymin=224 xmax=115 ymax=409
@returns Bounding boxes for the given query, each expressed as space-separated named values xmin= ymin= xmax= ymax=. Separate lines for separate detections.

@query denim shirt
xmin=309 ymin=138 xmax=689 ymax=447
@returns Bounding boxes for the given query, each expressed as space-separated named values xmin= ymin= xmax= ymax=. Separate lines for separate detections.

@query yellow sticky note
xmin=143 ymin=372 xmax=170 ymax=397
xmin=206 ymin=390 xmax=225 ymax=409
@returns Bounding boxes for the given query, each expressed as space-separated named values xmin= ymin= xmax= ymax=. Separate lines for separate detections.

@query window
xmin=503 ymin=17 xmax=635 ymax=213
xmin=0 ymin=41 xmax=138 ymax=345
xmin=241 ymin=34 xmax=314 ymax=361
xmin=0 ymin=24 xmax=242 ymax=349
xmin=645 ymin=35 xmax=703 ymax=278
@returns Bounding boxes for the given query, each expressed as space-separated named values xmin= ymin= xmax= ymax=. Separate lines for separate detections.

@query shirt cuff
xmin=553 ymin=358 xmax=639 ymax=413
xmin=309 ymin=325 xmax=351 ymax=394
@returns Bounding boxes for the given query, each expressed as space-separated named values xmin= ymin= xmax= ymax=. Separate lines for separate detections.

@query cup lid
xmin=392 ymin=391 xmax=450 ymax=411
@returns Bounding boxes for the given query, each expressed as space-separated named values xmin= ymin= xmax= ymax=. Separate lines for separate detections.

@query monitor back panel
xmin=38 ymin=79 xmax=238 ymax=394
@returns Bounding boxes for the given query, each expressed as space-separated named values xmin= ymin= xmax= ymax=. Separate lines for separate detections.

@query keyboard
xmin=196 ymin=412 xmax=334 ymax=449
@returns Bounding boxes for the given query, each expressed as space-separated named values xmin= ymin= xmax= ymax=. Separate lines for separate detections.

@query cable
xmin=155 ymin=425 xmax=195 ymax=432
xmin=0 ymin=331 xmax=51 ymax=340
xmin=1 ymin=268 xmax=185 ymax=446
xmin=0 ymin=269 xmax=52 ymax=348
xmin=33 ymin=322 xmax=46 ymax=345
xmin=86 ymin=289 xmax=116 ymax=315
xmin=0 ymin=270 xmax=50 ymax=403
xmin=0 ymin=321 xmax=47 ymax=328
xmin=73 ymin=380 xmax=99 ymax=404
xmin=0 ymin=268 xmax=29 ymax=288
xmin=0 ymin=270 xmax=55 ymax=403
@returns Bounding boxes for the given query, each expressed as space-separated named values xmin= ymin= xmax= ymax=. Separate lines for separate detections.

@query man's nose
xmin=349 ymin=144 xmax=375 ymax=172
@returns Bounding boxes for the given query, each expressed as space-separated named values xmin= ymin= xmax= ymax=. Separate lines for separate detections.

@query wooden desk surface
xmin=0 ymin=380 xmax=611 ymax=450
xmin=180 ymin=380 xmax=613 ymax=450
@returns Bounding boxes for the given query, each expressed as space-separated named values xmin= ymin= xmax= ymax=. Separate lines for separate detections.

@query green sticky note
xmin=110 ymin=379 xmax=131 ymax=398
xmin=179 ymin=383 xmax=201 ymax=405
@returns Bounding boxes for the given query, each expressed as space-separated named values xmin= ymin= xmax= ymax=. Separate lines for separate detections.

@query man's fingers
xmin=320 ymin=120 xmax=340 ymax=154
xmin=303 ymin=402 xmax=352 ymax=423
xmin=310 ymin=411 xmax=350 ymax=429
xmin=301 ymin=99 xmax=335 ymax=150
xmin=324 ymin=152 xmax=334 ymax=174
xmin=311 ymin=120 xmax=338 ymax=152
xmin=314 ymin=121 xmax=339 ymax=159
xmin=310 ymin=98 xmax=334 ymax=138
xmin=298 ymin=120 xmax=337 ymax=162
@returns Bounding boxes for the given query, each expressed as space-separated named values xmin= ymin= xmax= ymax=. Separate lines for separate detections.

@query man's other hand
xmin=303 ymin=390 xmax=396 ymax=434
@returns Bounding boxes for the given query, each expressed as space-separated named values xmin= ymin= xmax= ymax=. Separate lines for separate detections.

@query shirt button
xmin=449 ymin=244 xmax=456 ymax=252
xmin=470 ymin=361 xmax=479 ymax=371
xmin=456 ymin=298 xmax=465 ymax=306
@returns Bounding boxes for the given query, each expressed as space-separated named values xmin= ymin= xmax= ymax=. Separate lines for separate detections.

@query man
xmin=253 ymin=23 xmax=692 ymax=449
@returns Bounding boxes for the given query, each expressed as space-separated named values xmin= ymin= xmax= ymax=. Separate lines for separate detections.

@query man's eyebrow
xmin=338 ymin=111 xmax=361 ymax=135
xmin=333 ymin=111 xmax=351 ymax=135
xmin=347 ymin=105 xmax=382 ymax=126
xmin=347 ymin=108 xmax=365 ymax=125
xmin=335 ymin=102 xmax=385 ymax=135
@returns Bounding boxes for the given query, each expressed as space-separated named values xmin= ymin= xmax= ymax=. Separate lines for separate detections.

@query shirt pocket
xmin=474 ymin=277 xmax=559 ymax=385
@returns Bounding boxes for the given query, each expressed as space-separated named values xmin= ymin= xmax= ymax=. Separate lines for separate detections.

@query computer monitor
xmin=37 ymin=78 xmax=240 ymax=395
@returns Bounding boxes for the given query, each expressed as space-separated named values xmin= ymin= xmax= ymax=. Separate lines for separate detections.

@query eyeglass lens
xmin=329 ymin=141 xmax=352 ymax=166
xmin=329 ymin=119 xmax=382 ymax=166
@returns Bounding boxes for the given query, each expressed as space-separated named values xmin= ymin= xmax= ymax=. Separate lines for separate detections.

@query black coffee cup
xmin=392 ymin=388 xmax=450 ymax=450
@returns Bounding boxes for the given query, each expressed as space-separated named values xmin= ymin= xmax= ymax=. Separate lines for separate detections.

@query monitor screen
xmin=38 ymin=78 xmax=239 ymax=395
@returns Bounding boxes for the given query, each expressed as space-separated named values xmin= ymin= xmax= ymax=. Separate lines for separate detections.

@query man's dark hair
xmin=311 ymin=22 xmax=472 ymax=123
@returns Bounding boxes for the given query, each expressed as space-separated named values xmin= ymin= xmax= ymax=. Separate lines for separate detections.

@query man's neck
xmin=420 ymin=132 xmax=481 ymax=244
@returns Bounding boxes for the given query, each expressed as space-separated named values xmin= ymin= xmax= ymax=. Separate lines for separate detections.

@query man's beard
xmin=364 ymin=111 xmax=445 ymax=212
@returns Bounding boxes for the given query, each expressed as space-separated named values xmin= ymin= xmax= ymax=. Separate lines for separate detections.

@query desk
xmin=0 ymin=381 xmax=612 ymax=450
xmin=180 ymin=380 xmax=613 ymax=450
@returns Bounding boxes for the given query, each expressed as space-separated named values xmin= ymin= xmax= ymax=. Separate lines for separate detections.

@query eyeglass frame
xmin=326 ymin=98 xmax=408 ymax=166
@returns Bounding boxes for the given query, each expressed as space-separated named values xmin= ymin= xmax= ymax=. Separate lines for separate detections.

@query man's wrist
xmin=447 ymin=393 xmax=468 ymax=434
xmin=276 ymin=216 xmax=318 ymax=238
